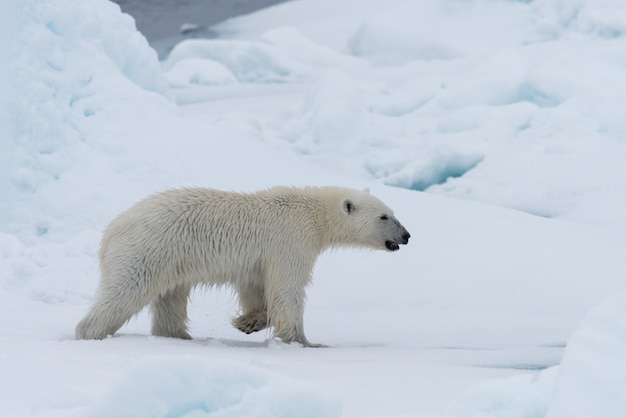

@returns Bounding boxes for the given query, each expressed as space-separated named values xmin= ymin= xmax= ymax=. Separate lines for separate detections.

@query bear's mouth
xmin=385 ymin=240 xmax=400 ymax=251
xmin=385 ymin=231 xmax=410 ymax=251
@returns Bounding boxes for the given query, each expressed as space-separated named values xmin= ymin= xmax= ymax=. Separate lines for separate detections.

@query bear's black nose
xmin=402 ymin=231 xmax=410 ymax=243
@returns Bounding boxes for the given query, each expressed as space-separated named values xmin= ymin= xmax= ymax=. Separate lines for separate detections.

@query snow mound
xmin=546 ymin=291 xmax=626 ymax=418
xmin=347 ymin=0 xmax=529 ymax=63
xmin=443 ymin=291 xmax=626 ymax=418
xmin=89 ymin=356 xmax=341 ymax=418
xmin=13 ymin=0 xmax=168 ymax=100
xmin=262 ymin=26 xmax=364 ymax=69
xmin=166 ymin=58 xmax=237 ymax=87
xmin=444 ymin=368 xmax=557 ymax=418
xmin=3 ymin=0 xmax=174 ymax=241
xmin=278 ymin=70 xmax=365 ymax=152
xmin=540 ymin=0 xmax=626 ymax=38
xmin=164 ymin=39 xmax=306 ymax=83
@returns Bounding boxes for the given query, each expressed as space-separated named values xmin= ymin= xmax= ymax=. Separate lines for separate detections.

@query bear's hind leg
xmin=233 ymin=310 xmax=268 ymax=334
xmin=232 ymin=283 xmax=268 ymax=334
xmin=151 ymin=284 xmax=192 ymax=339
xmin=76 ymin=290 xmax=146 ymax=340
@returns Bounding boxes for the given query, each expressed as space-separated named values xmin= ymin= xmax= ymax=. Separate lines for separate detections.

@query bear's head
xmin=330 ymin=188 xmax=410 ymax=252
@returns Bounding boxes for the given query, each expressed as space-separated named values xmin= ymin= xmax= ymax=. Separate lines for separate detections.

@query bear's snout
xmin=384 ymin=226 xmax=410 ymax=251
xmin=402 ymin=230 xmax=410 ymax=244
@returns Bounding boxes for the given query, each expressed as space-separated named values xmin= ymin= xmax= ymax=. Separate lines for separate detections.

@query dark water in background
xmin=112 ymin=0 xmax=287 ymax=58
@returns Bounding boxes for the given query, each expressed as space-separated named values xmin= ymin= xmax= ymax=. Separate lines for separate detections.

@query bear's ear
xmin=343 ymin=199 xmax=355 ymax=214
xmin=363 ymin=187 xmax=370 ymax=194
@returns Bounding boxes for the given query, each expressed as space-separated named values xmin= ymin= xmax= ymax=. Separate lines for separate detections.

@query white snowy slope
xmin=1 ymin=0 xmax=626 ymax=417
xmin=210 ymin=0 xmax=626 ymax=227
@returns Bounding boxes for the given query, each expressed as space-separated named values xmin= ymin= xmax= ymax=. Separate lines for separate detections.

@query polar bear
xmin=75 ymin=186 xmax=410 ymax=347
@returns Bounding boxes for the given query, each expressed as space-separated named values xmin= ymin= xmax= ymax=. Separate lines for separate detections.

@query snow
xmin=88 ymin=356 xmax=341 ymax=418
xmin=444 ymin=367 xmax=558 ymax=418
xmin=2 ymin=0 xmax=626 ymax=417
xmin=546 ymin=291 xmax=626 ymax=418
xmin=164 ymin=39 xmax=306 ymax=84
xmin=213 ymin=0 xmax=626 ymax=227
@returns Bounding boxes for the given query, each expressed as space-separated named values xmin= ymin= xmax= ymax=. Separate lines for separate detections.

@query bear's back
xmin=100 ymin=187 xmax=325 ymax=283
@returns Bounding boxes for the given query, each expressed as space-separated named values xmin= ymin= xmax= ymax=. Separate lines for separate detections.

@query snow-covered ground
xmin=2 ymin=0 xmax=626 ymax=417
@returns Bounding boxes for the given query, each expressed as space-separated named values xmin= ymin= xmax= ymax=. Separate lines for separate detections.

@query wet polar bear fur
xmin=76 ymin=186 xmax=410 ymax=347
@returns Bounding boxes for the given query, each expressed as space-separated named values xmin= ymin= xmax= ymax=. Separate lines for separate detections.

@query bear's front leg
xmin=265 ymin=263 xmax=326 ymax=348
xmin=273 ymin=323 xmax=327 ymax=348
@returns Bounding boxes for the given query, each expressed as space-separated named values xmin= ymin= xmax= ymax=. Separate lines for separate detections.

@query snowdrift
xmin=88 ymin=356 xmax=340 ymax=418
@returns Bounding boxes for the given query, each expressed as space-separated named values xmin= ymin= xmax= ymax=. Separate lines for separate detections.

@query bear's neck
xmin=317 ymin=187 xmax=357 ymax=251
xmin=266 ymin=186 xmax=356 ymax=252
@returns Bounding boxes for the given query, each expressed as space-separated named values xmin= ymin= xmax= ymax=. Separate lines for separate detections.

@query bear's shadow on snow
xmin=147 ymin=334 xmax=275 ymax=348
xmin=85 ymin=333 xmax=388 ymax=349
xmin=106 ymin=333 xmax=287 ymax=348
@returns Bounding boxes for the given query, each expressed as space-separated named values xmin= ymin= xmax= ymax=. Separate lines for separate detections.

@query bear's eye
xmin=380 ymin=215 xmax=388 ymax=220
